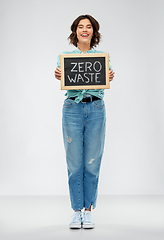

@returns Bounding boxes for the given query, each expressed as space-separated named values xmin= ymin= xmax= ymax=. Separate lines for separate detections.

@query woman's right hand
xmin=54 ymin=67 xmax=61 ymax=80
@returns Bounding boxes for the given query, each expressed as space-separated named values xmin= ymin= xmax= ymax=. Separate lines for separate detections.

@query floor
xmin=0 ymin=195 xmax=164 ymax=240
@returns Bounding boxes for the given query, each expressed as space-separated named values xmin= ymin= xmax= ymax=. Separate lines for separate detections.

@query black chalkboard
xmin=60 ymin=53 xmax=109 ymax=90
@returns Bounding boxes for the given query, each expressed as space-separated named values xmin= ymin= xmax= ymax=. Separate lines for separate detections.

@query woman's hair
xmin=68 ymin=14 xmax=101 ymax=48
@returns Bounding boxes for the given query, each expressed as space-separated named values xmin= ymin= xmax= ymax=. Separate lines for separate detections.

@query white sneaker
xmin=69 ymin=211 xmax=82 ymax=229
xmin=82 ymin=210 xmax=95 ymax=229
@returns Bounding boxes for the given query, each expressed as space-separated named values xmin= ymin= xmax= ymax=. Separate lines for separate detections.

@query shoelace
xmin=72 ymin=212 xmax=82 ymax=223
xmin=83 ymin=211 xmax=92 ymax=223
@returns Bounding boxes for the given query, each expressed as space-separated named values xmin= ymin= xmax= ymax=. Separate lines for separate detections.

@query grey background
xmin=0 ymin=0 xmax=164 ymax=196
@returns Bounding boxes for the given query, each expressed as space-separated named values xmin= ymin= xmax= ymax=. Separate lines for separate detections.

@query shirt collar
xmin=76 ymin=46 xmax=95 ymax=53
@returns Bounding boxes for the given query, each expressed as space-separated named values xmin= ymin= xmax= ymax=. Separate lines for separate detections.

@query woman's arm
xmin=54 ymin=67 xmax=61 ymax=80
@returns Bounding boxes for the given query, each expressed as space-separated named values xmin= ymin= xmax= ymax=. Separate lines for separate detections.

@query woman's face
xmin=76 ymin=18 xmax=93 ymax=46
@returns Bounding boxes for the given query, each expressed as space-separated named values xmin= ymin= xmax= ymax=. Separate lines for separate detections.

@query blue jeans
xmin=62 ymin=98 xmax=106 ymax=211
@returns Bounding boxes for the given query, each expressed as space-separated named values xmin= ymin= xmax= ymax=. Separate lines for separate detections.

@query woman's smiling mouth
xmin=81 ymin=34 xmax=89 ymax=37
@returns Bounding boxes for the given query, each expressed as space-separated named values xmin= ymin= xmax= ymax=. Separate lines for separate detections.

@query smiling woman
xmin=54 ymin=14 xmax=115 ymax=229
xmin=76 ymin=19 xmax=93 ymax=47
xmin=68 ymin=15 xmax=101 ymax=50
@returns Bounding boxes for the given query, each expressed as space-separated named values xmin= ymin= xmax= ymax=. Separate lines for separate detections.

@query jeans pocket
xmin=63 ymin=98 xmax=75 ymax=108
xmin=93 ymin=99 xmax=105 ymax=108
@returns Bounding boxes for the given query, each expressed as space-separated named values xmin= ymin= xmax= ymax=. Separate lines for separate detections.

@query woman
xmin=54 ymin=14 xmax=115 ymax=229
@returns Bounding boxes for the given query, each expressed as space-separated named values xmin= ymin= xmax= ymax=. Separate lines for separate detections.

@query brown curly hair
xmin=68 ymin=15 xmax=101 ymax=48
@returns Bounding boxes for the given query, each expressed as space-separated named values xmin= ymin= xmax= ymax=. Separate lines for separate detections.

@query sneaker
xmin=69 ymin=211 xmax=82 ymax=229
xmin=82 ymin=210 xmax=95 ymax=229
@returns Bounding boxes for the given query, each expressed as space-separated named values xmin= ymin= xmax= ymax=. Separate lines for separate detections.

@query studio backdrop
xmin=0 ymin=0 xmax=164 ymax=195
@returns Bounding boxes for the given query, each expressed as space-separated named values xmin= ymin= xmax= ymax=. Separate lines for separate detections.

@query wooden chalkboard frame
xmin=60 ymin=53 xmax=109 ymax=90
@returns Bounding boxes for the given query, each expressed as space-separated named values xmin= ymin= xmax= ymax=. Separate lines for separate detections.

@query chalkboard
xmin=60 ymin=53 xmax=109 ymax=90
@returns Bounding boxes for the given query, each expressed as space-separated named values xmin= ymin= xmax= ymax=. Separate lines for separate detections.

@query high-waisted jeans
xmin=62 ymin=98 xmax=106 ymax=211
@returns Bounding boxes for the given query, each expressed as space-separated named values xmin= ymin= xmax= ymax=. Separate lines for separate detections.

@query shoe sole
xmin=82 ymin=224 xmax=95 ymax=229
xmin=69 ymin=224 xmax=81 ymax=229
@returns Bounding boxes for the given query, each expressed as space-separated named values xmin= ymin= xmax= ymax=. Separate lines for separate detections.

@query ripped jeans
xmin=62 ymin=98 xmax=106 ymax=211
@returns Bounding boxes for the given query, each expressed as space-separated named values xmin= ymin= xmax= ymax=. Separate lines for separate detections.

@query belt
xmin=69 ymin=96 xmax=100 ymax=103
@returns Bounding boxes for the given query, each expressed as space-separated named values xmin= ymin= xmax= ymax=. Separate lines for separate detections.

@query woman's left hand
xmin=109 ymin=70 xmax=115 ymax=82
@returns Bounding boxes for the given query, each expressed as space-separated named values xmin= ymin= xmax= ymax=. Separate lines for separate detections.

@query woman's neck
xmin=78 ymin=43 xmax=91 ymax=53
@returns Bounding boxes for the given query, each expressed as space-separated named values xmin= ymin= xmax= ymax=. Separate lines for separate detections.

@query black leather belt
xmin=69 ymin=96 xmax=100 ymax=103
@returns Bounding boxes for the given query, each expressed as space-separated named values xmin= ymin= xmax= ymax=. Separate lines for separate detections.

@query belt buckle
xmin=81 ymin=97 xmax=87 ymax=103
xmin=81 ymin=96 xmax=92 ymax=103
